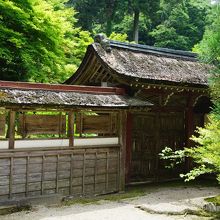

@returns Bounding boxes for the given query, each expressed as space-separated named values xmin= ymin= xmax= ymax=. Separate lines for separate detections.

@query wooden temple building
xmin=0 ymin=37 xmax=211 ymax=203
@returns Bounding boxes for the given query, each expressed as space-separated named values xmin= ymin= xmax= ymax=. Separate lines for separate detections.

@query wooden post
xmin=68 ymin=111 xmax=74 ymax=147
xmin=8 ymin=110 xmax=15 ymax=149
xmin=154 ymin=111 xmax=160 ymax=182
xmin=185 ymin=94 xmax=194 ymax=171
xmin=118 ymin=110 xmax=127 ymax=192
xmin=125 ymin=112 xmax=132 ymax=184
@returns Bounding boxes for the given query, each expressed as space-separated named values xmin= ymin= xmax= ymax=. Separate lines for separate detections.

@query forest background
xmin=0 ymin=0 xmax=216 ymax=83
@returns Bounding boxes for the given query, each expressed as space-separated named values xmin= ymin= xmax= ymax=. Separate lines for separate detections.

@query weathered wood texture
xmin=8 ymin=111 xmax=15 ymax=149
xmin=18 ymin=114 xmax=66 ymax=137
xmin=76 ymin=113 xmax=118 ymax=135
xmin=0 ymin=146 xmax=120 ymax=200
xmin=0 ymin=114 xmax=5 ymax=136
xmin=131 ymin=112 xmax=185 ymax=182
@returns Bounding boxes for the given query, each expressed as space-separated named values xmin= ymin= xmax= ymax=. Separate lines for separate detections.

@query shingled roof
xmin=0 ymin=81 xmax=152 ymax=109
xmin=66 ymin=39 xmax=211 ymax=87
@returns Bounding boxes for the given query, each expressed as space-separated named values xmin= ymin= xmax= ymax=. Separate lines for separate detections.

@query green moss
xmin=63 ymin=180 xmax=219 ymax=207
xmin=205 ymin=195 xmax=220 ymax=206
xmin=0 ymin=205 xmax=31 ymax=215
xmin=63 ymin=188 xmax=146 ymax=206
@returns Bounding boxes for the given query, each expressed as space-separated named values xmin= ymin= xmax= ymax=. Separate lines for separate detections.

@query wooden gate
xmin=131 ymin=112 xmax=185 ymax=182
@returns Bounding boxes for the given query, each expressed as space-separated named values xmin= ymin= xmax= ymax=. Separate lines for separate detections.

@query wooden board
xmin=0 ymin=114 xmax=6 ymax=136
xmin=76 ymin=113 xmax=117 ymax=135
xmin=0 ymin=146 xmax=120 ymax=200
xmin=18 ymin=114 xmax=66 ymax=137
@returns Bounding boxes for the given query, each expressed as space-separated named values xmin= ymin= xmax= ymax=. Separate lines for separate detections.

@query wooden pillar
xmin=8 ymin=110 xmax=15 ymax=149
xmin=125 ymin=112 xmax=132 ymax=183
xmin=154 ymin=111 xmax=160 ymax=181
xmin=185 ymin=94 xmax=195 ymax=171
xmin=68 ymin=111 xmax=74 ymax=147
xmin=119 ymin=110 xmax=127 ymax=192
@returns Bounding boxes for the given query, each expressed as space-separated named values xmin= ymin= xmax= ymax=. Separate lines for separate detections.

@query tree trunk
xmin=133 ymin=9 xmax=140 ymax=43
xmin=106 ymin=19 xmax=112 ymax=37
xmin=105 ymin=0 xmax=117 ymax=36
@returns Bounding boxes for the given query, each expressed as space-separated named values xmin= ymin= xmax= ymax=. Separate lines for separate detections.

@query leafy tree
xmin=69 ymin=0 xmax=123 ymax=37
xmin=160 ymin=5 xmax=220 ymax=182
xmin=125 ymin=0 xmax=160 ymax=43
xmin=0 ymin=0 xmax=92 ymax=83
xmin=70 ymin=0 xmax=159 ymax=43
xmin=150 ymin=0 xmax=210 ymax=50
xmin=108 ymin=32 xmax=128 ymax=42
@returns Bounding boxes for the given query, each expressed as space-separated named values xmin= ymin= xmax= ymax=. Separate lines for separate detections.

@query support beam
xmin=8 ymin=110 xmax=15 ymax=149
xmin=68 ymin=111 xmax=74 ymax=147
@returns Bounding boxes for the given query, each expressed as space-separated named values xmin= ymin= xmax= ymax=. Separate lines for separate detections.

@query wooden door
xmin=131 ymin=113 xmax=157 ymax=182
xmin=131 ymin=112 xmax=185 ymax=182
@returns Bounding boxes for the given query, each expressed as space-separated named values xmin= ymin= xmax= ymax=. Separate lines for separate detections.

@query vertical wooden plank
xmin=8 ymin=111 xmax=15 ymax=149
xmin=9 ymin=157 xmax=13 ymax=199
xmin=185 ymin=94 xmax=195 ymax=171
xmin=56 ymin=154 xmax=59 ymax=193
xmin=154 ymin=112 xmax=160 ymax=181
xmin=125 ymin=112 xmax=132 ymax=184
xmin=69 ymin=154 xmax=73 ymax=195
xmin=82 ymin=152 xmax=86 ymax=195
xmin=25 ymin=156 xmax=30 ymax=197
xmin=68 ymin=112 xmax=74 ymax=147
xmin=117 ymin=150 xmax=120 ymax=191
xmin=58 ymin=113 xmax=62 ymax=138
xmin=94 ymin=152 xmax=98 ymax=193
xmin=80 ymin=113 xmax=83 ymax=137
xmin=109 ymin=113 xmax=113 ymax=134
xmin=41 ymin=155 xmax=45 ymax=195
xmin=105 ymin=151 xmax=109 ymax=192
xmin=21 ymin=113 xmax=26 ymax=139
xmin=118 ymin=110 xmax=127 ymax=192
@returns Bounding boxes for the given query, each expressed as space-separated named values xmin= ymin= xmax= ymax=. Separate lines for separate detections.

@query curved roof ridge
xmin=109 ymin=40 xmax=197 ymax=61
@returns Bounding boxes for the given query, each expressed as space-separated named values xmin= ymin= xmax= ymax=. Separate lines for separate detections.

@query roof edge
xmin=0 ymin=80 xmax=125 ymax=95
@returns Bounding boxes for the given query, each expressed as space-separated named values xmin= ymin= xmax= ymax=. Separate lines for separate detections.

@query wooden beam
xmin=8 ymin=110 xmax=15 ymax=149
xmin=68 ymin=111 xmax=74 ymax=147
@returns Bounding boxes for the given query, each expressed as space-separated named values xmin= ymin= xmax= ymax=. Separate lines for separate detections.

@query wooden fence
xmin=0 ymin=145 xmax=121 ymax=201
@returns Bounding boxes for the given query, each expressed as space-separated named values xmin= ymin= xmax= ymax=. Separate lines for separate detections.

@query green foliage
xmin=0 ymin=0 xmax=92 ymax=82
xmin=108 ymin=32 xmax=128 ymax=42
xmin=188 ymin=116 xmax=220 ymax=181
xmin=150 ymin=0 xmax=210 ymax=50
xmin=70 ymin=0 xmax=210 ymax=49
xmin=159 ymin=147 xmax=185 ymax=169
xmin=160 ymin=117 xmax=220 ymax=182
xmin=194 ymin=5 xmax=220 ymax=109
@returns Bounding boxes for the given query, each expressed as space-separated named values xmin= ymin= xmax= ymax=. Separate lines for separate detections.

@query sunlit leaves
xmin=0 ymin=0 xmax=92 ymax=82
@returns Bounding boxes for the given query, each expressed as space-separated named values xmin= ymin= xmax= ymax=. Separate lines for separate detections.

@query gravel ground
xmin=0 ymin=184 xmax=219 ymax=220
